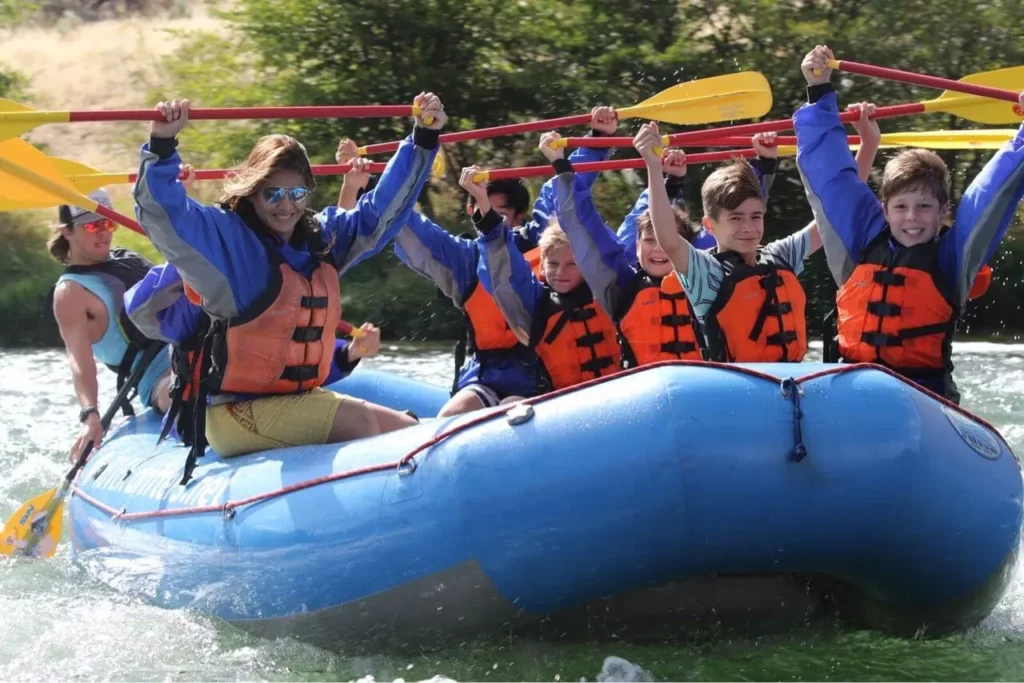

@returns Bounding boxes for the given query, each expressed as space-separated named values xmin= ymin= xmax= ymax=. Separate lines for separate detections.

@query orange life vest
xmin=617 ymin=270 xmax=703 ymax=368
xmin=532 ymin=285 xmax=620 ymax=389
xmin=704 ymin=250 xmax=808 ymax=362
xmin=836 ymin=230 xmax=957 ymax=373
xmin=461 ymin=247 xmax=543 ymax=353
xmin=205 ymin=258 xmax=342 ymax=396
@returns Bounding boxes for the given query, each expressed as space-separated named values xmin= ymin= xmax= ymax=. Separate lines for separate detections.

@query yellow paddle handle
xmin=412 ymin=102 xmax=435 ymax=127
xmin=652 ymin=135 xmax=671 ymax=157
xmin=472 ymin=170 xmax=490 ymax=183
xmin=0 ymin=110 xmax=71 ymax=123
xmin=812 ymin=59 xmax=841 ymax=78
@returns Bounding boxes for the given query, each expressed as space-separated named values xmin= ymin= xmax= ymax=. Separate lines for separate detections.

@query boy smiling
xmin=795 ymin=44 xmax=1024 ymax=403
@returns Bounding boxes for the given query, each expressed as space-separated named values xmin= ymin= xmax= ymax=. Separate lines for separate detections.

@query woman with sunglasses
xmin=47 ymin=188 xmax=174 ymax=462
xmin=133 ymin=94 xmax=444 ymax=468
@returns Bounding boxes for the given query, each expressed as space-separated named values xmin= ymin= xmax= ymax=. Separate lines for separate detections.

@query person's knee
xmin=438 ymin=390 xmax=486 ymax=417
xmin=152 ymin=372 xmax=174 ymax=414
xmin=328 ymin=398 xmax=382 ymax=442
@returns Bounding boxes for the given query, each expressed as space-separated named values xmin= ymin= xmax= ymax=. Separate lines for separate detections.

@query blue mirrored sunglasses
xmin=260 ymin=185 xmax=312 ymax=205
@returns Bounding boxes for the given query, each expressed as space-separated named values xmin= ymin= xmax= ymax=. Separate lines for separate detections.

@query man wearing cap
xmin=47 ymin=188 xmax=173 ymax=462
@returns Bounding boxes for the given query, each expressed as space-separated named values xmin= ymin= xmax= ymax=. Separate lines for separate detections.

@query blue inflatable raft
xmin=68 ymin=362 xmax=1022 ymax=650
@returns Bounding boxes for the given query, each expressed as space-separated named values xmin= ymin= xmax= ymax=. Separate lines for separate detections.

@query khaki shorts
xmin=206 ymin=388 xmax=347 ymax=457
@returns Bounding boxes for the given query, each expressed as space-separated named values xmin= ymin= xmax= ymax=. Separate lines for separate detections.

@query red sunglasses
xmin=78 ymin=219 xmax=118 ymax=233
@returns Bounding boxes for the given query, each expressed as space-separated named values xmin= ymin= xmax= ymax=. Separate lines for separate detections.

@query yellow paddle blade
xmin=0 ymin=489 xmax=63 ymax=559
xmin=926 ymin=66 xmax=1024 ymax=124
xmin=877 ymin=129 xmax=1016 ymax=150
xmin=639 ymin=71 xmax=771 ymax=107
xmin=0 ymin=138 xmax=99 ymax=210
xmin=0 ymin=97 xmax=54 ymax=142
xmin=46 ymin=157 xmax=134 ymax=194
xmin=619 ymin=89 xmax=773 ymax=126
xmin=0 ymin=154 xmax=119 ymax=209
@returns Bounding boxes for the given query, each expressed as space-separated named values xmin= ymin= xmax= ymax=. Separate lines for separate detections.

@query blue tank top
xmin=56 ymin=272 xmax=129 ymax=368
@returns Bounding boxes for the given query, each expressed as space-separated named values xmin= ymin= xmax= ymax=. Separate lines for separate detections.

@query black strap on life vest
xmin=660 ymin=289 xmax=698 ymax=356
xmin=542 ymin=306 xmax=615 ymax=376
xmin=180 ymin=328 xmax=216 ymax=487
xmin=747 ymin=270 xmax=797 ymax=358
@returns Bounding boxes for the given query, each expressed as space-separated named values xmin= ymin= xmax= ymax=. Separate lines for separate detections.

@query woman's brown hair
xmin=219 ymin=134 xmax=332 ymax=257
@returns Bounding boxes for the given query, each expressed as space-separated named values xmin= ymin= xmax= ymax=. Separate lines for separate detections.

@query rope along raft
xmin=70 ymin=361 xmax=1015 ymax=524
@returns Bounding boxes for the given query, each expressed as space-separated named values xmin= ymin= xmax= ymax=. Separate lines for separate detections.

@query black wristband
xmin=552 ymin=158 xmax=574 ymax=175
xmin=806 ymin=82 xmax=835 ymax=103
xmin=472 ymin=207 xmax=503 ymax=235
xmin=751 ymin=157 xmax=778 ymax=175
xmin=148 ymin=135 xmax=178 ymax=159
xmin=79 ymin=406 xmax=99 ymax=424
xmin=413 ymin=125 xmax=441 ymax=150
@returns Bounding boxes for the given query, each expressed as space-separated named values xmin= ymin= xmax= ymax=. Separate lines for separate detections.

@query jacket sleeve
xmin=750 ymin=156 xmax=777 ymax=199
xmin=475 ymin=209 xmax=544 ymax=344
xmin=944 ymin=123 xmax=1024 ymax=307
xmin=133 ymin=138 xmax=273 ymax=319
xmin=124 ymin=263 xmax=201 ymax=344
xmin=320 ymin=127 xmax=440 ymax=275
xmin=794 ymin=86 xmax=888 ymax=287
xmin=392 ymin=211 xmax=480 ymax=306
xmin=555 ymin=168 xmax=635 ymax=320
xmin=519 ymin=142 xmax=612 ymax=246
xmin=325 ymin=338 xmax=359 ymax=385
xmin=617 ymin=188 xmax=649 ymax=260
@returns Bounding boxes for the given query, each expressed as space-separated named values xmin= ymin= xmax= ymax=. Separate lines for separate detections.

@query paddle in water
xmin=0 ymin=343 xmax=165 ymax=558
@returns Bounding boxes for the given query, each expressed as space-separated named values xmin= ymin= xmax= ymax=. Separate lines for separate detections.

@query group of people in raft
xmin=47 ymin=46 xmax=1024 ymax=481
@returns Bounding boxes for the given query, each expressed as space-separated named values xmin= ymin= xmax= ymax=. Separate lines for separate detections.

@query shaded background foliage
xmin=2 ymin=0 xmax=1022 ymax=346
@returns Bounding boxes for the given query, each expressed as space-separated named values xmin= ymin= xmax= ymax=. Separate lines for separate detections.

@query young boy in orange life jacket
xmin=537 ymin=128 xmax=705 ymax=368
xmin=796 ymin=45 xmax=1024 ymax=403
xmin=639 ymin=123 xmax=824 ymax=363
xmin=464 ymin=167 xmax=621 ymax=391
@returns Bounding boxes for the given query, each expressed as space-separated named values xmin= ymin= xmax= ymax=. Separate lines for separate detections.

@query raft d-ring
xmin=397 ymin=458 xmax=418 ymax=476
xmin=222 ymin=505 xmax=236 ymax=521
xmin=779 ymin=377 xmax=804 ymax=398
xmin=506 ymin=402 xmax=535 ymax=426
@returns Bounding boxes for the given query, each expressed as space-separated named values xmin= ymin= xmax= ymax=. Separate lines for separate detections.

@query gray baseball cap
xmin=58 ymin=189 xmax=114 ymax=225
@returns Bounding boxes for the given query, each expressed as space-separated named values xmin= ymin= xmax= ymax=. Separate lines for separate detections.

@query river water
xmin=2 ymin=342 xmax=1023 ymax=681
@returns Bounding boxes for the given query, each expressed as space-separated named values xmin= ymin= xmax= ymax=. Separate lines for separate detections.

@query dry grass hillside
xmin=0 ymin=0 xmax=229 ymax=206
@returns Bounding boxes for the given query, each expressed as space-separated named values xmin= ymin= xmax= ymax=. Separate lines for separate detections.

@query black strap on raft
xmin=780 ymin=377 xmax=807 ymax=462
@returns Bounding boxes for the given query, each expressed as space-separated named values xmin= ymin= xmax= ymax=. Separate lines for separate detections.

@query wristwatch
xmin=79 ymin=406 xmax=99 ymax=424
